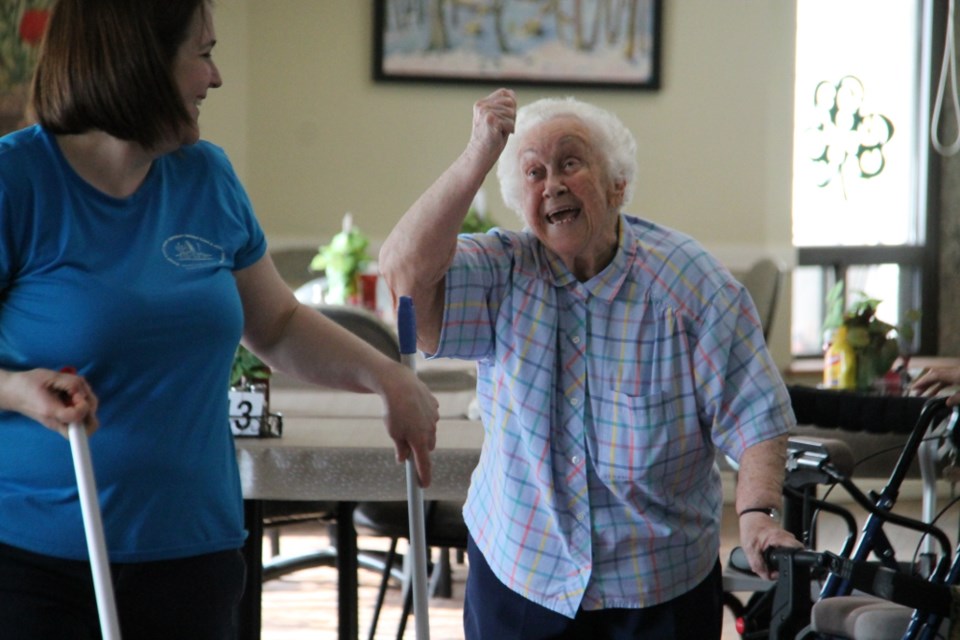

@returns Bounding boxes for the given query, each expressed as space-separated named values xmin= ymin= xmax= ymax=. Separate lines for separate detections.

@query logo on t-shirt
xmin=162 ymin=235 xmax=225 ymax=269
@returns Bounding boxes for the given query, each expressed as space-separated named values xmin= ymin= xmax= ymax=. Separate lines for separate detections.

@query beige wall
xmin=202 ymin=0 xmax=798 ymax=364
xmin=204 ymin=1 xmax=796 ymax=259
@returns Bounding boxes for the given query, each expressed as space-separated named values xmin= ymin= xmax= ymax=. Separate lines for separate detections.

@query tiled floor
xmin=260 ymin=525 xmax=467 ymax=640
xmin=259 ymin=498 xmax=947 ymax=639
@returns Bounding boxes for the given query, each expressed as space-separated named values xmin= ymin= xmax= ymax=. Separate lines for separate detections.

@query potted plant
xmin=822 ymin=282 xmax=918 ymax=391
xmin=229 ymin=345 xmax=277 ymax=437
xmin=309 ymin=213 xmax=371 ymax=305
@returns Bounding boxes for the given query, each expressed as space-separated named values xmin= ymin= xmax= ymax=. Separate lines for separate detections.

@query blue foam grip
xmin=397 ymin=296 xmax=417 ymax=355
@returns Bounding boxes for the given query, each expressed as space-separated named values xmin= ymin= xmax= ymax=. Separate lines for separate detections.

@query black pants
xmin=464 ymin=536 xmax=723 ymax=640
xmin=0 ymin=542 xmax=245 ymax=640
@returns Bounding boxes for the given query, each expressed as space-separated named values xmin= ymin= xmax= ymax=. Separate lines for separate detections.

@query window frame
xmin=793 ymin=0 xmax=944 ymax=358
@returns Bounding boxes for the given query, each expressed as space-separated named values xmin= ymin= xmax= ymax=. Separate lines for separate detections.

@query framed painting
xmin=374 ymin=0 xmax=662 ymax=90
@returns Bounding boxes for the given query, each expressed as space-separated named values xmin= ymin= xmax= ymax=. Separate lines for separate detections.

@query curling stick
xmin=397 ymin=296 xmax=430 ymax=640
xmin=62 ymin=368 xmax=122 ymax=639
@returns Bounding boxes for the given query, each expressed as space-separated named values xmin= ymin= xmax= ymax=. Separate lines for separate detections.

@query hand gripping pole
xmin=397 ymin=296 xmax=430 ymax=640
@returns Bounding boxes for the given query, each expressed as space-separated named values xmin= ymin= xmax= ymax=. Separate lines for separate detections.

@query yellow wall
xmin=202 ymin=1 xmax=798 ymax=364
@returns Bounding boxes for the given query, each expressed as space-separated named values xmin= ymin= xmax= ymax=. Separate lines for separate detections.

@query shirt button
xmin=572 ymin=335 xmax=581 ymax=344
xmin=576 ymin=512 xmax=586 ymax=522
xmin=570 ymin=397 xmax=580 ymax=407
xmin=571 ymin=455 xmax=581 ymax=465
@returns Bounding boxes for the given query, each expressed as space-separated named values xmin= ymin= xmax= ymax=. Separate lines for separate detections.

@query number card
xmin=229 ymin=387 xmax=267 ymax=437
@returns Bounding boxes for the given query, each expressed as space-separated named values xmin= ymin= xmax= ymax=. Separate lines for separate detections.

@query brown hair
xmin=29 ymin=0 xmax=209 ymax=149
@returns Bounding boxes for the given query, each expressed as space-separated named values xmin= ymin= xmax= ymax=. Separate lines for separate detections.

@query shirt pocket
xmin=589 ymin=390 xmax=680 ymax=485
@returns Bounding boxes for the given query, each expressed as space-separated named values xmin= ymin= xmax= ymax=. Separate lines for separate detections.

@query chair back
xmin=740 ymin=257 xmax=783 ymax=342
xmin=267 ymin=305 xmax=400 ymax=393
xmin=269 ymin=247 xmax=318 ymax=290
xmin=260 ymin=303 xmax=404 ymax=583
xmin=311 ymin=305 xmax=401 ymax=362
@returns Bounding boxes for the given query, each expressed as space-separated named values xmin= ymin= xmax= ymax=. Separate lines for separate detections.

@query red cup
xmin=359 ymin=273 xmax=378 ymax=312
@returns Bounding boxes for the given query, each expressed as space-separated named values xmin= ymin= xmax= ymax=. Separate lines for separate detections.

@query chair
xmin=316 ymin=306 xmax=468 ymax=639
xmin=268 ymin=246 xmax=318 ymax=291
xmin=739 ymin=257 xmax=784 ymax=342
xmin=354 ymin=500 xmax=468 ymax=640
xmin=260 ymin=304 xmax=407 ymax=580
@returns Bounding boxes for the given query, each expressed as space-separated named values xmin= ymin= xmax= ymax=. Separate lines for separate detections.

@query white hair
xmin=496 ymin=97 xmax=638 ymax=217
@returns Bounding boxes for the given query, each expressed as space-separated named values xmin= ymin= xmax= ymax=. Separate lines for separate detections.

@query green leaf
xmin=877 ymin=339 xmax=899 ymax=374
xmin=822 ymin=281 xmax=845 ymax=330
xmin=846 ymin=325 xmax=870 ymax=348
xmin=230 ymin=345 xmax=270 ymax=387
xmin=461 ymin=207 xmax=496 ymax=233
xmin=309 ymin=227 xmax=370 ymax=278
xmin=866 ymin=319 xmax=895 ymax=336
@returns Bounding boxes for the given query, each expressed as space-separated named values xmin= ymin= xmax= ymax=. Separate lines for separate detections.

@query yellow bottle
xmin=823 ymin=326 xmax=857 ymax=389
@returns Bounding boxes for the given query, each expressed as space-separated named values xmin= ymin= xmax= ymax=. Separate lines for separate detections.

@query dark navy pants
xmin=0 ymin=542 xmax=245 ymax=639
xmin=464 ymin=536 xmax=723 ymax=640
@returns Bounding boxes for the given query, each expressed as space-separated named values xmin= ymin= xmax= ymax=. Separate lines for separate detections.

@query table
xmin=235 ymin=416 xmax=483 ymax=640
xmin=784 ymin=356 xmax=960 ymax=387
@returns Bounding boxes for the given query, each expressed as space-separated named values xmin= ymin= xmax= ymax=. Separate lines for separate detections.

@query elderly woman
xmin=380 ymin=88 xmax=800 ymax=639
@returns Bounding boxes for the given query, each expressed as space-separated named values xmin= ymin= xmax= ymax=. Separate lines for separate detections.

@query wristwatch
xmin=738 ymin=507 xmax=781 ymax=520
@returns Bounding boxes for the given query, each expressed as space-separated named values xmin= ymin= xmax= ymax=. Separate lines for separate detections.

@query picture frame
xmin=374 ymin=0 xmax=662 ymax=90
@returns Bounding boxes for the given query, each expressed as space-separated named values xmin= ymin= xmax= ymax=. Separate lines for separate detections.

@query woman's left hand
xmin=379 ymin=363 xmax=439 ymax=487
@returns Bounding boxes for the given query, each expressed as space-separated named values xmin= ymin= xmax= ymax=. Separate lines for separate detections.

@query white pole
xmin=397 ymin=296 xmax=430 ymax=640
xmin=69 ymin=423 xmax=122 ymax=640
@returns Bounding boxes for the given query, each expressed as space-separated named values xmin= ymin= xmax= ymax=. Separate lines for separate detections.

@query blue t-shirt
xmin=0 ymin=125 xmax=266 ymax=562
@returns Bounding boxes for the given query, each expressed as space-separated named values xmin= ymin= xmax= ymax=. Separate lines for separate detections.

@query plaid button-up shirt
xmin=432 ymin=215 xmax=794 ymax=618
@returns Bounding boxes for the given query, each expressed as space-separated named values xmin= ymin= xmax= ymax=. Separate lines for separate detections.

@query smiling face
xmin=517 ymin=116 xmax=625 ymax=281
xmin=170 ymin=4 xmax=222 ymax=147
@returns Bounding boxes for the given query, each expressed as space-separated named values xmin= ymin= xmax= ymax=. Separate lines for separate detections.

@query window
xmin=790 ymin=0 xmax=942 ymax=358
